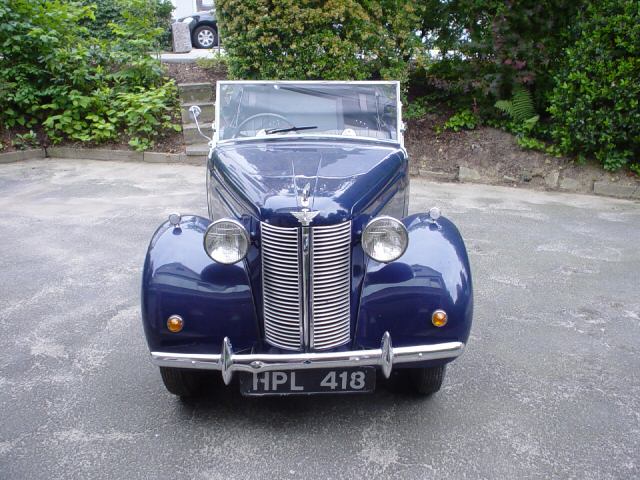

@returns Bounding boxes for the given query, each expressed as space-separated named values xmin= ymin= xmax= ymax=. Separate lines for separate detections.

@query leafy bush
xmin=12 ymin=130 xmax=39 ymax=150
xmin=114 ymin=83 xmax=181 ymax=151
xmin=80 ymin=0 xmax=173 ymax=49
xmin=548 ymin=0 xmax=640 ymax=172
xmin=0 ymin=0 xmax=179 ymax=151
xmin=443 ymin=109 xmax=478 ymax=132
xmin=418 ymin=0 xmax=581 ymax=108
xmin=216 ymin=0 xmax=422 ymax=83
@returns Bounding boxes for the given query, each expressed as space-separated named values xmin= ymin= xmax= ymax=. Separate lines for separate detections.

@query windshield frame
xmin=214 ymin=80 xmax=403 ymax=147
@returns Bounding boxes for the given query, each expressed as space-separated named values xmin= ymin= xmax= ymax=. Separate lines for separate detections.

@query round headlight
xmin=362 ymin=216 xmax=408 ymax=263
xmin=203 ymin=219 xmax=250 ymax=264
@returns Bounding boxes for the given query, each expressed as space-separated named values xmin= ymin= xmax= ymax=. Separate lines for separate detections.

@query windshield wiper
xmin=264 ymin=125 xmax=318 ymax=135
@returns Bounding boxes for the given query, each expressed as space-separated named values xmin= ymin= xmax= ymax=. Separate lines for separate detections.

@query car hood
xmin=210 ymin=139 xmax=407 ymax=227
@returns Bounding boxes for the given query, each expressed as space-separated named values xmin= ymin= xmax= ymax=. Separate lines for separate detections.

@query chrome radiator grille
xmin=310 ymin=222 xmax=352 ymax=350
xmin=260 ymin=221 xmax=352 ymax=351
xmin=261 ymin=223 xmax=302 ymax=350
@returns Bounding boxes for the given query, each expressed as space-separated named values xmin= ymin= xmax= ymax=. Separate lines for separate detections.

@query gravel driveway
xmin=1 ymin=159 xmax=639 ymax=479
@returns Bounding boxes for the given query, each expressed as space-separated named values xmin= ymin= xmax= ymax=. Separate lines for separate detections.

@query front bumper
xmin=150 ymin=332 xmax=465 ymax=385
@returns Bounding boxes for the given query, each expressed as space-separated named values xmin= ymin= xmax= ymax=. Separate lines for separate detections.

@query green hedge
xmin=216 ymin=0 xmax=422 ymax=83
xmin=549 ymin=0 xmax=640 ymax=172
xmin=80 ymin=0 xmax=174 ymax=49
xmin=0 ymin=0 xmax=179 ymax=151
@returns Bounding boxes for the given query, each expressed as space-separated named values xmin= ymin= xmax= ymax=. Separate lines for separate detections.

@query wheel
xmin=159 ymin=367 xmax=206 ymax=397
xmin=192 ymin=25 xmax=217 ymax=49
xmin=389 ymin=365 xmax=446 ymax=396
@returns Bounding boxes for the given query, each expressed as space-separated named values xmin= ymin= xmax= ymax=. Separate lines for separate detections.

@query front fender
xmin=141 ymin=215 xmax=259 ymax=354
xmin=355 ymin=214 xmax=473 ymax=351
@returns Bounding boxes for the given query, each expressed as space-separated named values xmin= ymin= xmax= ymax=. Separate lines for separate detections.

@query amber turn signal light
xmin=167 ymin=315 xmax=184 ymax=333
xmin=432 ymin=309 xmax=448 ymax=327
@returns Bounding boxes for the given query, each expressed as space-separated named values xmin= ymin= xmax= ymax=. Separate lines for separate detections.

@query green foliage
xmin=516 ymin=136 xmax=545 ymax=151
xmin=404 ymin=101 xmax=429 ymax=121
xmin=216 ymin=0 xmax=423 ymax=83
xmin=495 ymin=86 xmax=539 ymax=135
xmin=196 ymin=52 xmax=228 ymax=74
xmin=443 ymin=109 xmax=478 ymax=132
xmin=548 ymin=0 xmax=640 ymax=171
xmin=11 ymin=130 xmax=39 ymax=150
xmin=0 ymin=0 xmax=179 ymax=151
xmin=495 ymin=87 xmax=535 ymax=124
xmin=114 ymin=82 xmax=182 ymax=151
xmin=80 ymin=0 xmax=173 ymax=49
xmin=418 ymin=0 xmax=581 ymax=104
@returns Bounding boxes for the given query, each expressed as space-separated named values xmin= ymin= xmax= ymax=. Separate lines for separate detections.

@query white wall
xmin=171 ymin=0 xmax=197 ymax=19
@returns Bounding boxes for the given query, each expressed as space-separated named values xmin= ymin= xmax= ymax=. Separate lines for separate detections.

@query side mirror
xmin=189 ymin=105 xmax=202 ymax=121
xmin=189 ymin=105 xmax=213 ymax=143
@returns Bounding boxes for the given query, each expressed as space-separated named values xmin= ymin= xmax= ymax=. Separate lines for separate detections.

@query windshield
xmin=216 ymin=81 xmax=400 ymax=143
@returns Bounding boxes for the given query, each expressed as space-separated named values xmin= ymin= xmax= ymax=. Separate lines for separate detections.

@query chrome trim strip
xmin=150 ymin=333 xmax=465 ymax=385
xmin=301 ymin=224 xmax=311 ymax=349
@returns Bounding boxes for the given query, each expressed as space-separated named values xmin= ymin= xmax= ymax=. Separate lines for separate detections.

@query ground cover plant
xmin=0 ymin=0 xmax=179 ymax=151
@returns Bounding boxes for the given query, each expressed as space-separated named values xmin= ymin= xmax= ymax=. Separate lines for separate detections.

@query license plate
xmin=239 ymin=368 xmax=376 ymax=396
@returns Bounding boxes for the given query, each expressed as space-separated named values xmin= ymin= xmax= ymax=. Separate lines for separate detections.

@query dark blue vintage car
xmin=141 ymin=81 xmax=473 ymax=397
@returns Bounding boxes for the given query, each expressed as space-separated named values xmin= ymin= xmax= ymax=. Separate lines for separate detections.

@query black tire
xmin=192 ymin=25 xmax=218 ymax=49
xmin=408 ymin=365 xmax=446 ymax=395
xmin=389 ymin=365 xmax=446 ymax=396
xmin=159 ymin=367 xmax=206 ymax=397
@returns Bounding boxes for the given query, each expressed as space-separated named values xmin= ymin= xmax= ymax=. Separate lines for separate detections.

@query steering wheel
xmin=232 ymin=113 xmax=294 ymax=138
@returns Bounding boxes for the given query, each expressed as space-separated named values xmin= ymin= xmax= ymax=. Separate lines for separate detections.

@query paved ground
xmin=1 ymin=159 xmax=639 ymax=479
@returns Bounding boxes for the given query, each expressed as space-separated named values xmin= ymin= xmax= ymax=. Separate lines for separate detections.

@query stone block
xmin=593 ymin=181 xmax=640 ymax=199
xmin=0 ymin=149 xmax=45 ymax=163
xmin=458 ymin=165 xmax=482 ymax=182
xmin=181 ymin=102 xmax=215 ymax=123
xmin=419 ymin=169 xmax=457 ymax=181
xmin=171 ymin=22 xmax=192 ymax=53
xmin=48 ymin=147 xmax=143 ymax=162
xmin=182 ymin=123 xmax=206 ymax=145
xmin=143 ymin=152 xmax=182 ymax=163
xmin=544 ymin=171 xmax=559 ymax=188
xmin=559 ymin=177 xmax=581 ymax=191
xmin=178 ymin=83 xmax=214 ymax=103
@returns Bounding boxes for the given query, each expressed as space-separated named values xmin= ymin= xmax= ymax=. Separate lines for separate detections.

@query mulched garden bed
xmin=405 ymin=114 xmax=639 ymax=191
xmin=164 ymin=62 xmax=227 ymax=85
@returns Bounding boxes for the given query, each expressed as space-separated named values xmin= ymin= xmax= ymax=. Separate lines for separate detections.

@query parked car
xmin=177 ymin=10 xmax=218 ymax=48
xmin=141 ymin=81 xmax=473 ymax=398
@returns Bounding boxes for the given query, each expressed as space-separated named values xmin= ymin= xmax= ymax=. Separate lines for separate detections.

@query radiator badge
xmin=292 ymin=208 xmax=319 ymax=227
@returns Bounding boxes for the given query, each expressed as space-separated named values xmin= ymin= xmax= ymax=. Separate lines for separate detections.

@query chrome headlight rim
xmin=362 ymin=215 xmax=409 ymax=263
xmin=203 ymin=218 xmax=250 ymax=265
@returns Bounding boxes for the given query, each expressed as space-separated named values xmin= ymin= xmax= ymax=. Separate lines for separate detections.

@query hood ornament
xmin=291 ymin=182 xmax=318 ymax=226
xmin=292 ymin=208 xmax=319 ymax=227
xmin=300 ymin=182 xmax=311 ymax=208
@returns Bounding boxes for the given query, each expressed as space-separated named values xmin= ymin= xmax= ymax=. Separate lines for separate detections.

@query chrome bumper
xmin=150 ymin=332 xmax=465 ymax=385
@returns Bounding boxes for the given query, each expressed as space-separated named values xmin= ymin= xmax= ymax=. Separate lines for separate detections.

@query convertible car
xmin=141 ymin=81 xmax=473 ymax=397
